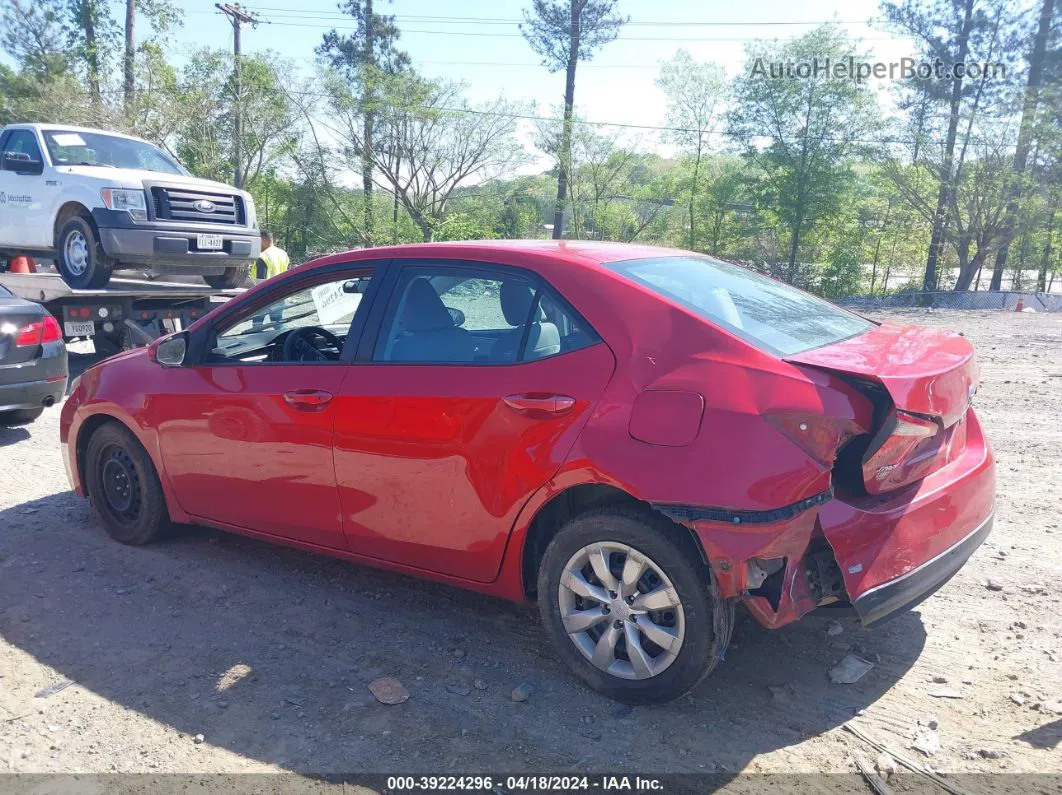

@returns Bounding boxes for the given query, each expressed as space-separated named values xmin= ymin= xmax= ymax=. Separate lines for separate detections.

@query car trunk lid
xmin=785 ymin=323 xmax=978 ymax=495
xmin=0 ymin=298 xmax=48 ymax=368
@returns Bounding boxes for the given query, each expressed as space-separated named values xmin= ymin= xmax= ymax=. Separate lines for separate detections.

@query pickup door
xmin=0 ymin=128 xmax=57 ymax=249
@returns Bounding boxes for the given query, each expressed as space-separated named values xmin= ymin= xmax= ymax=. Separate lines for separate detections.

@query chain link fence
xmin=838 ymin=290 xmax=1062 ymax=312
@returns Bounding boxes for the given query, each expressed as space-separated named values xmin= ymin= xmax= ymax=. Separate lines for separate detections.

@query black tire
xmin=0 ymin=408 xmax=44 ymax=426
xmin=537 ymin=507 xmax=734 ymax=704
xmin=56 ymin=215 xmax=114 ymax=289
xmin=84 ymin=422 xmax=170 ymax=545
xmin=203 ymin=264 xmax=250 ymax=289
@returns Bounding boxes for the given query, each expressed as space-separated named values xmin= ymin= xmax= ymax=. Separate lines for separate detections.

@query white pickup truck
xmin=0 ymin=123 xmax=260 ymax=289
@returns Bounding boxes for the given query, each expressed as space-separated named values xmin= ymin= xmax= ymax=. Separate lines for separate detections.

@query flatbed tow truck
xmin=0 ymin=270 xmax=241 ymax=356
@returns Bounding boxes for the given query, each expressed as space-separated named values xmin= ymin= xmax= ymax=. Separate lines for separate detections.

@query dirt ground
xmin=1 ymin=309 xmax=1060 ymax=785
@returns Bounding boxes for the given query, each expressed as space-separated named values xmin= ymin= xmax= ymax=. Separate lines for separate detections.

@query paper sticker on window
xmin=51 ymin=133 xmax=87 ymax=147
xmin=311 ymin=281 xmax=362 ymax=326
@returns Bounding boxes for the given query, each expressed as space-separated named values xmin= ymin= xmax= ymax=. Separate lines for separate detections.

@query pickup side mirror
xmin=2 ymin=151 xmax=44 ymax=176
xmin=153 ymin=334 xmax=188 ymax=367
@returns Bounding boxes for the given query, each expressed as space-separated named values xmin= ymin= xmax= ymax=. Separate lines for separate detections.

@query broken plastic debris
xmin=830 ymin=654 xmax=875 ymax=684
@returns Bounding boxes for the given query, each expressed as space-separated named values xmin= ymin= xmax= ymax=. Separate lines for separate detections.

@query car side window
xmin=3 ymin=130 xmax=44 ymax=166
xmin=208 ymin=274 xmax=372 ymax=364
xmin=373 ymin=264 xmax=599 ymax=364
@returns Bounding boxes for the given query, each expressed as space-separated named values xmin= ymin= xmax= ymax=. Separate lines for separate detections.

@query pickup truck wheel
xmin=203 ymin=265 xmax=249 ymax=289
xmin=57 ymin=216 xmax=114 ymax=289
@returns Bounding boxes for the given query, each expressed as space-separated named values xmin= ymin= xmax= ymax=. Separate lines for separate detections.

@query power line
xmin=75 ymin=84 xmax=1015 ymax=149
xmin=253 ymin=18 xmax=901 ymax=42
xmin=239 ymin=9 xmax=873 ymax=27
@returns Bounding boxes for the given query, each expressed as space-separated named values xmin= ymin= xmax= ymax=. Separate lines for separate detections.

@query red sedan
xmin=60 ymin=242 xmax=995 ymax=703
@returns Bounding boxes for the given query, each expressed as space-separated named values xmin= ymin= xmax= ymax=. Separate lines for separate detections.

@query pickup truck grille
xmin=151 ymin=187 xmax=244 ymax=225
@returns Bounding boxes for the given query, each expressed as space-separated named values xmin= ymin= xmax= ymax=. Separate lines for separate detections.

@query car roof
xmin=306 ymin=240 xmax=694 ymax=271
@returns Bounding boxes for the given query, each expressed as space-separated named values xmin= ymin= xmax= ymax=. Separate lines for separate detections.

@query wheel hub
xmin=98 ymin=445 xmax=141 ymax=521
xmin=65 ymin=231 xmax=90 ymax=276
xmin=558 ymin=541 xmax=685 ymax=680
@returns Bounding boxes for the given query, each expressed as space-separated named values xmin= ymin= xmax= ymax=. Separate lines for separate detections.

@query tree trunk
xmin=922 ymin=0 xmax=974 ymax=291
xmin=988 ymin=0 xmax=1053 ymax=290
xmin=786 ymin=206 xmax=804 ymax=283
xmin=80 ymin=0 xmax=103 ymax=112
xmin=710 ymin=208 xmax=723 ymax=254
xmin=124 ymin=0 xmax=136 ymax=117
xmin=954 ymin=249 xmax=980 ymax=291
xmin=361 ymin=0 xmax=376 ymax=247
xmin=1037 ymin=207 xmax=1054 ymax=292
xmin=552 ymin=1 xmax=581 ymax=240
xmin=869 ymin=202 xmax=893 ymax=294
xmin=410 ymin=209 xmax=432 ymax=242
xmin=688 ymin=145 xmax=701 ymax=250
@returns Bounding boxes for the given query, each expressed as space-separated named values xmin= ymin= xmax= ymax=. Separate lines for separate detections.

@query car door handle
xmin=503 ymin=393 xmax=576 ymax=419
xmin=283 ymin=389 xmax=334 ymax=411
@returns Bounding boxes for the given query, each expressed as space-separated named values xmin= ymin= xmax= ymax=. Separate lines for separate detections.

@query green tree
xmin=520 ymin=0 xmax=626 ymax=239
xmin=318 ymin=0 xmax=409 ymax=246
xmin=656 ymin=50 xmax=727 ymax=250
xmin=731 ymin=25 xmax=878 ymax=283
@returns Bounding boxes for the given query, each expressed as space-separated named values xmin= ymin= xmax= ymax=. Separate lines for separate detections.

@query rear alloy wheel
xmin=538 ymin=508 xmax=733 ymax=703
xmin=56 ymin=216 xmax=114 ymax=289
xmin=84 ymin=422 xmax=170 ymax=545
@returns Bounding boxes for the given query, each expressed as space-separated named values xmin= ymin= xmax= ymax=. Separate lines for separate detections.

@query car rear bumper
xmin=0 ymin=375 xmax=67 ymax=411
xmin=0 ymin=342 xmax=68 ymax=411
xmin=818 ymin=407 xmax=995 ymax=624
xmin=852 ymin=509 xmax=993 ymax=626
xmin=92 ymin=209 xmax=259 ymax=270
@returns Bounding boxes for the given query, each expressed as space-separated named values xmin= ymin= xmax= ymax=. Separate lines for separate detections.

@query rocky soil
xmin=0 ymin=309 xmax=1059 ymax=787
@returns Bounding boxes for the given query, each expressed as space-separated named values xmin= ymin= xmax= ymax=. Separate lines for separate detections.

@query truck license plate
xmin=64 ymin=321 xmax=95 ymax=337
xmin=197 ymin=234 xmax=223 ymax=250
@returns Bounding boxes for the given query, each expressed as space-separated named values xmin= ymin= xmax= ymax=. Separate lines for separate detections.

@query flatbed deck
xmin=0 ymin=272 xmax=242 ymax=304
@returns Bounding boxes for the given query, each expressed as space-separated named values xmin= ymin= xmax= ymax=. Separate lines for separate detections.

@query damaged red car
xmin=60 ymin=241 xmax=994 ymax=703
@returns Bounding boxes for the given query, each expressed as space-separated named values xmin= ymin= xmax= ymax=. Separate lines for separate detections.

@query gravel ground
xmin=0 ymin=309 xmax=1060 ymax=784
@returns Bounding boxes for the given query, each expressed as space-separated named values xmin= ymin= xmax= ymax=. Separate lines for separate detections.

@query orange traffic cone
xmin=1015 ymin=297 xmax=1025 ymax=312
xmin=8 ymin=256 xmax=36 ymax=274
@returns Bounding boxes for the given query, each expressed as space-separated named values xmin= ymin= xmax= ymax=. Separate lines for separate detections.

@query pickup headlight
xmin=244 ymin=193 xmax=257 ymax=228
xmin=101 ymin=188 xmax=148 ymax=221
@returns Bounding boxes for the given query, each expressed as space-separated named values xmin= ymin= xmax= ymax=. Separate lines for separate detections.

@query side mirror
xmin=2 ymin=151 xmax=44 ymax=175
xmin=154 ymin=334 xmax=187 ymax=367
xmin=446 ymin=306 xmax=465 ymax=327
xmin=342 ymin=279 xmax=368 ymax=294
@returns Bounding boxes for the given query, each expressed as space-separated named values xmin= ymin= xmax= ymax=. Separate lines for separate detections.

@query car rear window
xmin=607 ymin=255 xmax=872 ymax=356
xmin=0 ymin=284 xmax=11 ymax=297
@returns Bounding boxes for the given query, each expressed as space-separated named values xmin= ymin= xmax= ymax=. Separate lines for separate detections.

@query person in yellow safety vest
xmin=254 ymin=229 xmax=290 ymax=281
xmin=250 ymin=229 xmax=291 ymax=331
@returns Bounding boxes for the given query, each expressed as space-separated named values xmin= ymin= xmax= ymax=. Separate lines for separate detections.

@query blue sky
xmin=168 ymin=0 xmax=915 ymax=132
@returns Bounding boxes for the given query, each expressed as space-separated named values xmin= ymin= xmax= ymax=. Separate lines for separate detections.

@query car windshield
xmin=0 ymin=284 xmax=11 ymax=297
xmin=43 ymin=130 xmax=188 ymax=176
xmin=608 ymin=255 xmax=872 ymax=357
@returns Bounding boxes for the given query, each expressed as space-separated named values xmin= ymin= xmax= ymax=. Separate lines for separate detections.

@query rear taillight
xmin=861 ymin=410 xmax=941 ymax=494
xmin=15 ymin=322 xmax=43 ymax=347
xmin=42 ymin=315 xmax=62 ymax=343
xmin=15 ymin=316 xmax=62 ymax=347
xmin=764 ymin=412 xmax=865 ymax=467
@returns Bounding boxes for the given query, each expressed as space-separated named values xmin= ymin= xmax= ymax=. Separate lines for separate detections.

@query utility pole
xmin=216 ymin=3 xmax=257 ymax=189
